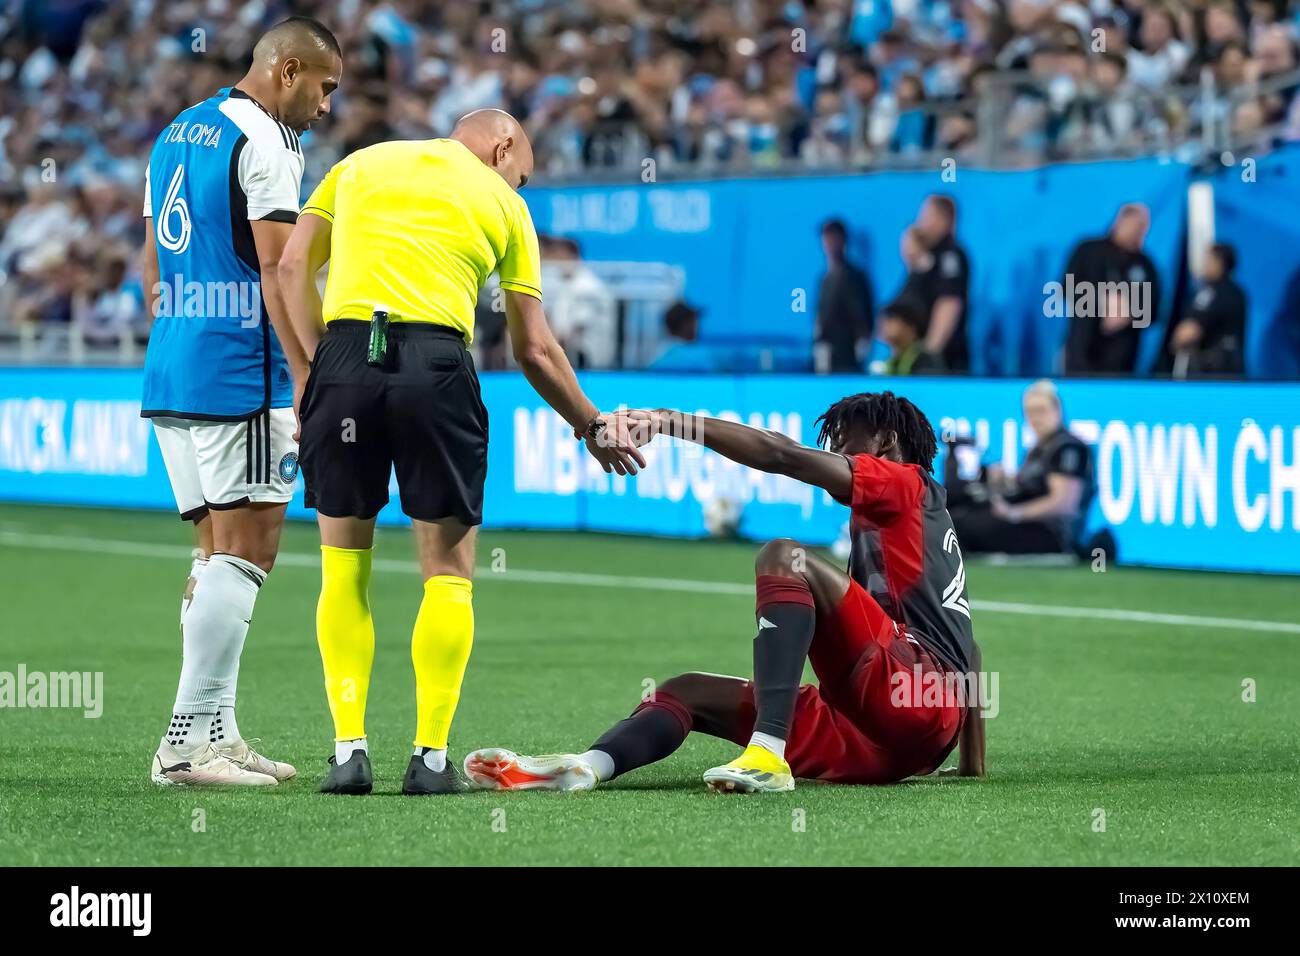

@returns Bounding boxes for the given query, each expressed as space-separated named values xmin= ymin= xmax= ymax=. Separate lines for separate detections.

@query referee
xmin=279 ymin=109 xmax=644 ymax=796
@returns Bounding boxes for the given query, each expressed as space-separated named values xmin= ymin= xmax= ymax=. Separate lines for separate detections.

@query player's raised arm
xmin=628 ymin=409 xmax=853 ymax=500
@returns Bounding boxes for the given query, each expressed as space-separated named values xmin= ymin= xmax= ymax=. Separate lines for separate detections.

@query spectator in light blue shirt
xmin=890 ymin=73 xmax=934 ymax=153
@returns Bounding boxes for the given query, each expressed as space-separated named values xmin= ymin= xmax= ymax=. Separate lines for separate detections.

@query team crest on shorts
xmin=279 ymin=451 xmax=300 ymax=484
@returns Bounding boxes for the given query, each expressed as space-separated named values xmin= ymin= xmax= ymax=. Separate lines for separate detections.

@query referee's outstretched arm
xmin=505 ymin=289 xmax=645 ymax=477
xmin=279 ymin=216 xmax=642 ymax=475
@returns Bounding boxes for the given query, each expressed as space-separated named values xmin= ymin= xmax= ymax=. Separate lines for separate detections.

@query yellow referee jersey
xmin=302 ymin=138 xmax=542 ymax=343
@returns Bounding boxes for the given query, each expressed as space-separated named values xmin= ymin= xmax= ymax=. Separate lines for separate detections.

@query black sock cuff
xmin=755 ymin=574 xmax=814 ymax=611
xmin=632 ymin=690 xmax=692 ymax=735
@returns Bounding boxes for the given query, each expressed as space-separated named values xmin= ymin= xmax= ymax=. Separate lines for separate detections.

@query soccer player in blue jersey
xmin=140 ymin=18 xmax=342 ymax=786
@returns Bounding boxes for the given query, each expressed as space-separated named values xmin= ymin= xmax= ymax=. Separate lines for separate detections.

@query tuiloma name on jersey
xmin=161 ymin=121 xmax=223 ymax=149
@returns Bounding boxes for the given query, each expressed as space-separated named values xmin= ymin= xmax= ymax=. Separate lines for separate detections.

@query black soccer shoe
xmin=402 ymin=752 xmax=467 ymax=795
xmin=320 ymin=749 xmax=373 ymax=795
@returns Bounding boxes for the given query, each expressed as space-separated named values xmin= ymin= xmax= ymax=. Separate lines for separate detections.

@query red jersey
xmin=839 ymin=453 xmax=975 ymax=673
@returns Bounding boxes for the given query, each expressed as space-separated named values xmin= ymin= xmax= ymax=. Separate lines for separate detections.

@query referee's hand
xmin=585 ymin=413 xmax=648 ymax=476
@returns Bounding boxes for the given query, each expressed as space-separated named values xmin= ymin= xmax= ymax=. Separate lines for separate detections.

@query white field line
xmin=2 ymin=529 xmax=1298 ymax=635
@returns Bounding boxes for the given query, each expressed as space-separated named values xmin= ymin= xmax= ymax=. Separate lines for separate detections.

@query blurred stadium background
xmin=0 ymin=0 xmax=1297 ymax=573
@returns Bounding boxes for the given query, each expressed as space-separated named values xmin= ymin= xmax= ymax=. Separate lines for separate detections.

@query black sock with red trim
xmin=587 ymin=692 xmax=692 ymax=781
xmin=752 ymin=575 xmax=816 ymax=741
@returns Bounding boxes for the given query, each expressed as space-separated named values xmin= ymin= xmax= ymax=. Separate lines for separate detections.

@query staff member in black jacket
xmin=814 ymin=219 xmax=874 ymax=373
xmin=905 ymin=196 xmax=970 ymax=371
xmin=1169 ymin=243 xmax=1247 ymax=377
xmin=1063 ymin=203 xmax=1160 ymax=375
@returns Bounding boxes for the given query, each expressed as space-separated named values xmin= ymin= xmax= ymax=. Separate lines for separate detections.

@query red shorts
xmin=734 ymin=579 xmax=964 ymax=784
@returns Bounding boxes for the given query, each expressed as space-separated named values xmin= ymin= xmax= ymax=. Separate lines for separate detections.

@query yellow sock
xmin=316 ymin=546 xmax=375 ymax=741
xmin=411 ymin=575 xmax=474 ymax=749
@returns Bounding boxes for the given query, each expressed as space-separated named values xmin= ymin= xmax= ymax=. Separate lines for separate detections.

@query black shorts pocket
xmin=426 ymin=338 xmax=465 ymax=371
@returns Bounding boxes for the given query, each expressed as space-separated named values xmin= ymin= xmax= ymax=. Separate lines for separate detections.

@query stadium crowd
xmin=1 ymin=0 xmax=1297 ymax=366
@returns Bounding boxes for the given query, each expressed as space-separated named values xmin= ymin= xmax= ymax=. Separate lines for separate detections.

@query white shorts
xmin=152 ymin=408 xmax=300 ymax=520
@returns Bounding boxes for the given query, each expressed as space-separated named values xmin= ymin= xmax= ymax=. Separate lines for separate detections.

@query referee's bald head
xmin=452 ymin=109 xmax=535 ymax=192
xmin=240 ymin=17 xmax=343 ymax=134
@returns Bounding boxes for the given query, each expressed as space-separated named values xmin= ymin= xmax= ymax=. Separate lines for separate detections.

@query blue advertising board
xmin=1 ymin=367 xmax=1296 ymax=575
xmin=524 ymin=158 xmax=1191 ymax=377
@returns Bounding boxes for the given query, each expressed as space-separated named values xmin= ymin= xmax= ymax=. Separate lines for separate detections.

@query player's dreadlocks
xmin=815 ymin=391 xmax=939 ymax=472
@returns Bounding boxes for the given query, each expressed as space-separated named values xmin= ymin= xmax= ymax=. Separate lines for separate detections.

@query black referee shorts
xmin=299 ymin=319 xmax=488 ymax=525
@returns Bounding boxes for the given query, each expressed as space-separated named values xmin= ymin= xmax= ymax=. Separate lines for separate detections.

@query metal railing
xmin=535 ymin=66 xmax=1300 ymax=184
xmin=4 ymin=67 xmax=1298 ymax=366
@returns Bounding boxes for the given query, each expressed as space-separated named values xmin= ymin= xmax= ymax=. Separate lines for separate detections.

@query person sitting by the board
xmin=944 ymin=380 xmax=1093 ymax=555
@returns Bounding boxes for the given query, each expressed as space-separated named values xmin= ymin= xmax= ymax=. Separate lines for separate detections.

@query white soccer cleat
xmin=151 ymin=740 xmax=277 ymax=787
xmin=216 ymin=737 xmax=297 ymax=782
xmin=463 ymin=748 xmax=598 ymax=792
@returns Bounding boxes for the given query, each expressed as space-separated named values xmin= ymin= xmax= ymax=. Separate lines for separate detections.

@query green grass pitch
xmin=0 ymin=502 xmax=1297 ymax=866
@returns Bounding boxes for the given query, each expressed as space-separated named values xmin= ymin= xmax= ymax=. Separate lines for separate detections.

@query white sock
xmin=749 ymin=731 xmax=786 ymax=760
xmin=336 ymin=738 xmax=367 ymax=764
xmin=217 ymin=703 xmax=240 ymax=744
xmin=180 ymin=550 xmax=209 ymax=627
xmin=164 ymin=711 xmax=217 ymax=750
xmin=577 ymin=749 xmax=615 ymax=782
xmin=416 ymin=747 xmax=447 ymax=772
xmin=170 ymin=553 xmax=264 ymax=744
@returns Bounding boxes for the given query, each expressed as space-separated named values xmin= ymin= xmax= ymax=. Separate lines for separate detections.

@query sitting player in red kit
xmin=465 ymin=392 xmax=986 ymax=793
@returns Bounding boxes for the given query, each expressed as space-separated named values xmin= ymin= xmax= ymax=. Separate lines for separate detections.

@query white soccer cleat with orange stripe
xmin=463 ymin=748 xmax=598 ymax=792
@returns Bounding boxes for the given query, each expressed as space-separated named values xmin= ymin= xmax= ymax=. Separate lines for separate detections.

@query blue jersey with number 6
xmin=141 ymin=87 xmax=304 ymax=421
